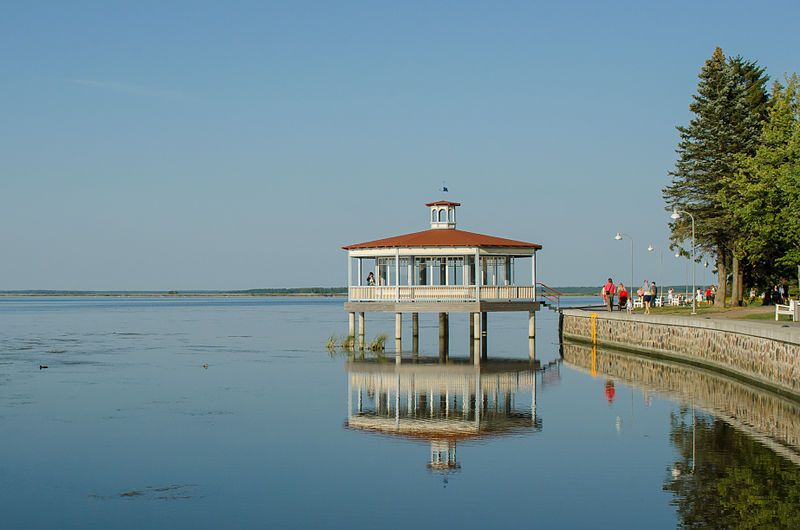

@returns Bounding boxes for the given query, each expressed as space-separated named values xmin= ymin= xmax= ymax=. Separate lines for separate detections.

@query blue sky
xmin=2 ymin=1 xmax=798 ymax=290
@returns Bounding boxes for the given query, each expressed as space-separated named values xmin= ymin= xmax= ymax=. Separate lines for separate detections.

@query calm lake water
xmin=1 ymin=296 xmax=799 ymax=529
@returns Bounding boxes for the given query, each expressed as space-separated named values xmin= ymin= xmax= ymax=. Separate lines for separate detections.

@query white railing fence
xmin=349 ymin=285 xmax=536 ymax=302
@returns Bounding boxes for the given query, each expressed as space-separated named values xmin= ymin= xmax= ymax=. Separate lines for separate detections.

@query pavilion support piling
xmin=481 ymin=312 xmax=488 ymax=360
xmin=395 ymin=312 xmax=402 ymax=353
xmin=348 ymin=312 xmax=355 ymax=339
xmin=469 ymin=312 xmax=475 ymax=362
xmin=528 ymin=311 xmax=536 ymax=361
xmin=412 ymin=313 xmax=419 ymax=354
xmin=472 ymin=312 xmax=481 ymax=365
xmin=438 ymin=312 xmax=449 ymax=361
xmin=445 ymin=312 xmax=449 ymax=351
xmin=358 ymin=312 xmax=365 ymax=350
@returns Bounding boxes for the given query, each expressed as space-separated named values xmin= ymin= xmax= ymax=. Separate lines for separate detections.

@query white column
xmin=475 ymin=250 xmax=481 ymax=301
xmin=395 ymin=312 xmax=402 ymax=350
xmin=529 ymin=311 xmax=536 ymax=361
xmin=529 ymin=311 xmax=535 ymax=339
xmin=347 ymin=252 xmax=352 ymax=297
xmin=532 ymin=251 xmax=537 ymax=300
xmin=395 ymin=249 xmax=400 ymax=301
xmin=428 ymin=258 xmax=433 ymax=286
xmin=357 ymin=258 xmax=363 ymax=286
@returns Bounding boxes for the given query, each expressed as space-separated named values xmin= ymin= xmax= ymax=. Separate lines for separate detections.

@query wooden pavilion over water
xmin=342 ymin=200 xmax=545 ymax=361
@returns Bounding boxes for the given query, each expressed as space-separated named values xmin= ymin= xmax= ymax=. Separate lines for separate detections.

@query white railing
xmin=348 ymin=285 xmax=536 ymax=302
xmin=479 ymin=285 xmax=535 ymax=300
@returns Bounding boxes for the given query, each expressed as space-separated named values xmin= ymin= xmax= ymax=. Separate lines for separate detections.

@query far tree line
xmin=664 ymin=47 xmax=799 ymax=306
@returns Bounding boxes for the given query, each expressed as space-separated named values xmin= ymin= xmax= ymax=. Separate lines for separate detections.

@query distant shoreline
xmin=0 ymin=289 xmax=599 ymax=297
xmin=0 ymin=291 xmax=346 ymax=298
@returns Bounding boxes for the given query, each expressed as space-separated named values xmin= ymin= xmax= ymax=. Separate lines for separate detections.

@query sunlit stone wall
xmin=561 ymin=309 xmax=800 ymax=397
xmin=561 ymin=341 xmax=800 ymax=463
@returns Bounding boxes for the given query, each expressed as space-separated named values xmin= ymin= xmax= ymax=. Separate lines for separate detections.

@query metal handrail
xmin=536 ymin=282 xmax=562 ymax=310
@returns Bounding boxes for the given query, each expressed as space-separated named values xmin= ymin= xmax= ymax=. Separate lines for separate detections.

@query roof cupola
xmin=426 ymin=200 xmax=460 ymax=230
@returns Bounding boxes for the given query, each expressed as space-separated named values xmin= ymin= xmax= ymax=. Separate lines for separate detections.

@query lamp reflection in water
xmin=344 ymin=354 xmax=558 ymax=480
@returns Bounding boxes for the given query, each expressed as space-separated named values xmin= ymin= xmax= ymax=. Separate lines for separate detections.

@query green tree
xmin=776 ymin=79 xmax=800 ymax=272
xmin=664 ymin=48 xmax=769 ymax=306
xmin=726 ymin=76 xmax=799 ymax=291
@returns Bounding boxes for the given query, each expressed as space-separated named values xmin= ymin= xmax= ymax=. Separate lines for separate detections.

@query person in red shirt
xmin=617 ymin=283 xmax=628 ymax=311
xmin=605 ymin=380 xmax=616 ymax=404
xmin=602 ymin=278 xmax=617 ymax=312
xmin=705 ymin=287 xmax=712 ymax=305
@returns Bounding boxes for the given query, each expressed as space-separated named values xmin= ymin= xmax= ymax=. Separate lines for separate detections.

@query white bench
xmin=633 ymin=298 xmax=643 ymax=308
xmin=775 ymin=300 xmax=799 ymax=322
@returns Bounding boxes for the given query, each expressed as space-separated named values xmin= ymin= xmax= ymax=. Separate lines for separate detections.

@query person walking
xmin=649 ymin=281 xmax=658 ymax=308
xmin=643 ymin=280 xmax=652 ymax=314
xmin=602 ymin=278 xmax=616 ymax=312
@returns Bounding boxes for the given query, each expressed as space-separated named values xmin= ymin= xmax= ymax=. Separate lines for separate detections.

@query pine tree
xmin=663 ymin=48 xmax=769 ymax=306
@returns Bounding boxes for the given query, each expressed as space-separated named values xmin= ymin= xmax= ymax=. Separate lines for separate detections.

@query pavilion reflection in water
xmin=345 ymin=355 xmax=557 ymax=474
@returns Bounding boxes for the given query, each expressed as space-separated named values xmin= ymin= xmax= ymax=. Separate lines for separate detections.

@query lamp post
xmin=614 ymin=232 xmax=634 ymax=294
xmin=671 ymin=209 xmax=696 ymax=315
xmin=648 ymin=244 xmax=664 ymax=301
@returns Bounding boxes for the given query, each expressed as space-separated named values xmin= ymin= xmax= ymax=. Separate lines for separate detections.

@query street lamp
xmin=671 ymin=209 xmax=696 ymax=315
xmin=614 ymin=232 xmax=634 ymax=294
xmin=648 ymin=244 xmax=664 ymax=301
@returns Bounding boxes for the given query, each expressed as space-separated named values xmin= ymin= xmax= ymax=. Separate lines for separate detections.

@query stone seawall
xmin=560 ymin=309 xmax=800 ymax=398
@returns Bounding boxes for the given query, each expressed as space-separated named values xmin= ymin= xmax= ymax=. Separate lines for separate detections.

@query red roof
xmin=342 ymin=228 xmax=542 ymax=250
xmin=425 ymin=200 xmax=461 ymax=207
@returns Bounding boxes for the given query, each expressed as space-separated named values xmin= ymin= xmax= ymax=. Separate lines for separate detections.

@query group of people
xmin=697 ymin=286 xmax=717 ymax=304
xmin=759 ymin=283 xmax=792 ymax=305
xmin=601 ymin=278 xmax=659 ymax=314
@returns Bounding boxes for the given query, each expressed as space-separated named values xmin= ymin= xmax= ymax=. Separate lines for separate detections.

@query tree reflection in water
xmin=665 ymin=408 xmax=800 ymax=528
xmin=562 ymin=340 xmax=800 ymax=528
